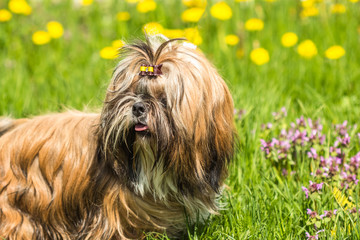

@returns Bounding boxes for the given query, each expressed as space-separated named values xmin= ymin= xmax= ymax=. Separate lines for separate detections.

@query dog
xmin=0 ymin=35 xmax=235 ymax=239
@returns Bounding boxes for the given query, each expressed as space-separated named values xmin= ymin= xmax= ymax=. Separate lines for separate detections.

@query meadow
xmin=1 ymin=0 xmax=360 ymax=239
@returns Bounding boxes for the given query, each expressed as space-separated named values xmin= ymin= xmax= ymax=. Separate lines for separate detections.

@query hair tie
xmin=139 ymin=64 xmax=163 ymax=76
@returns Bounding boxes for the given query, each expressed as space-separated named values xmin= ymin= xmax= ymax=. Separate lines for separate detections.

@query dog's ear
xmin=163 ymin=58 xmax=235 ymax=195
xmin=204 ymin=80 xmax=235 ymax=192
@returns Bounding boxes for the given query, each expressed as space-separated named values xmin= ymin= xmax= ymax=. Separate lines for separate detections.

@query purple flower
xmin=319 ymin=156 xmax=329 ymax=167
xmin=260 ymin=139 xmax=273 ymax=156
xmin=308 ymin=118 xmax=323 ymax=131
xmin=305 ymin=232 xmax=318 ymax=240
xmin=280 ymin=129 xmax=287 ymax=139
xmin=335 ymin=121 xmax=348 ymax=136
xmin=306 ymin=208 xmax=317 ymax=218
xmin=311 ymin=168 xmax=323 ymax=177
xmin=334 ymin=133 xmax=350 ymax=147
xmin=292 ymin=130 xmax=309 ymax=146
xmin=320 ymin=209 xmax=337 ymax=219
xmin=349 ymin=208 xmax=360 ymax=215
xmin=296 ymin=116 xmax=306 ymax=127
xmin=302 ymin=186 xmax=310 ymax=198
xmin=302 ymin=181 xmax=324 ymax=198
xmin=307 ymin=148 xmax=318 ymax=159
xmin=348 ymin=152 xmax=360 ymax=172
xmin=309 ymin=130 xmax=326 ymax=145
xmin=342 ymin=172 xmax=357 ymax=183
xmin=272 ymin=107 xmax=287 ymax=120
xmin=308 ymin=181 xmax=324 ymax=192
xmin=320 ymin=156 xmax=342 ymax=177
xmin=322 ymin=164 xmax=339 ymax=178
xmin=340 ymin=172 xmax=358 ymax=188
xmin=306 ymin=230 xmax=324 ymax=240
xmin=234 ymin=109 xmax=246 ymax=120
xmin=277 ymin=140 xmax=291 ymax=159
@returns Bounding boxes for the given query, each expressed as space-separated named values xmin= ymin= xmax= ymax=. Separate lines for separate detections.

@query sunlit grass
xmin=1 ymin=0 xmax=360 ymax=239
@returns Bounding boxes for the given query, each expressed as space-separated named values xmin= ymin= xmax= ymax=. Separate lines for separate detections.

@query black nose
xmin=132 ymin=102 xmax=146 ymax=117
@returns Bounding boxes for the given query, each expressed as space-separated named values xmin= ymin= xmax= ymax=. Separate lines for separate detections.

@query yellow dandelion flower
xmin=117 ymin=11 xmax=130 ymax=21
xmin=143 ymin=22 xmax=164 ymax=35
xmin=8 ymin=0 xmax=32 ymax=15
xmin=32 ymin=31 xmax=51 ymax=45
xmin=250 ymin=48 xmax=270 ymax=65
xmin=300 ymin=6 xmax=319 ymax=18
xmin=331 ymin=4 xmax=346 ymax=14
xmin=325 ymin=45 xmax=345 ymax=60
xmin=137 ymin=0 xmax=156 ymax=13
xmin=281 ymin=32 xmax=298 ymax=47
xmin=182 ymin=0 xmax=206 ymax=8
xmin=163 ymin=29 xmax=185 ymax=39
xmin=46 ymin=21 xmax=64 ymax=39
xmin=184 ymin=27 xmax=202 ymax=45
xmin=349 ymin=0 xmax=359 ymax=2
xmin=100 ymin=46 xmax=118 ymax=59
xmin=236 ymin=48 xmax=244 ymax=58
xmin=181 ymin=8 xmax=205 ymax=23
xmin=0 ymin=9 xmax=12 ymax=22
xmin=297 ymin=40 xmax=317 ymax=59
xmin=301 ymin=0 xmax=314 ymax=8
xmin=264 ymin=0 xmax=276 ymax=2
xmin=81 ymin=0 xmax=93 ymax=6
xmin=112 ymin=40 xmax=125 ymax=49
xmin=210 ymin=1 xmax=232 ymax=21
xmin=245 ymin=18 xmax=264 ymax=31
xmin=225 ymin=35 xmax=239 ymax=46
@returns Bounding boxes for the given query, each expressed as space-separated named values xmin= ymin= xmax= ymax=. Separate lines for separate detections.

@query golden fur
xmin=0 ymin=36 xmax=235 ymax=239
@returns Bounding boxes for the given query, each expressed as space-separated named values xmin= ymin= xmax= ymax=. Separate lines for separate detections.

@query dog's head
xmin=99 ymin=35 xmax=235 ymax=200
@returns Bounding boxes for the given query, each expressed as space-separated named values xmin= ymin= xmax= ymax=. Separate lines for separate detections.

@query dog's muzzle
xmin=132 ymin=102 xmax=146 ymax=118
xmin=132 ymin=102 xmax=149 ymax=132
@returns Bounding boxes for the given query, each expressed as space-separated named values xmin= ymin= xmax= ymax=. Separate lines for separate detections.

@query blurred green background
xmin=1 ymin=0 xmax=360 ymax=239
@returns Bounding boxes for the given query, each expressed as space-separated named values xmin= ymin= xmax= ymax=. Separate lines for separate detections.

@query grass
xmin=1 ymin=0 xmax=360 ymax=239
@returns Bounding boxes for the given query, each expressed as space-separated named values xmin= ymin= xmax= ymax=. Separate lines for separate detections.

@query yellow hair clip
xmin=139 ymin=64 xmax=163 ymax=76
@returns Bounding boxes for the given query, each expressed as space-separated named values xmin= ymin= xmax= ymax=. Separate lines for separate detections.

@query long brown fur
xmin=0 ymin=36 xmax=235 ymax=239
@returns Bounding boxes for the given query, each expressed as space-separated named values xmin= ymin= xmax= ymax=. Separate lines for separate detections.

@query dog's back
xmin=0 ymin=118 xmax=14 ymax=137
xmin=0 ymin=112 xmax=103 ymax=239
xmin=0 ymin=118 xmax=29 ymax=137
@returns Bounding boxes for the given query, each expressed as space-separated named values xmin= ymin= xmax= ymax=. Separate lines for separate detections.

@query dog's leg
xmin=0 ymin=202 xmax=36 ymax=239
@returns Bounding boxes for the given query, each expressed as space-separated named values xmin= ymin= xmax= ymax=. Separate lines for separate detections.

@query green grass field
xmin=2 ymin=0 xmax=360 ymax=239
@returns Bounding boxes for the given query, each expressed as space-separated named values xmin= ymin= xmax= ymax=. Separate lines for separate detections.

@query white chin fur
xmin=132 ymin=138 xmax=178 ymax=200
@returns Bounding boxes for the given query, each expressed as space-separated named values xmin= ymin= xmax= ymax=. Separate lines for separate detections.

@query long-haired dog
xmin=0 ymin=36 xmax=235 ymax=239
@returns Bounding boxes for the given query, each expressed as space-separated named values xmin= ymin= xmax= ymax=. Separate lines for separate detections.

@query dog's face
xmin=99 ymin=36 xmax=235 ymax=201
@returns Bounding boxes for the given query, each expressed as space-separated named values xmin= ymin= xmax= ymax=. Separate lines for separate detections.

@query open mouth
xmin=134 ymin=123 xmax=149 ymax=132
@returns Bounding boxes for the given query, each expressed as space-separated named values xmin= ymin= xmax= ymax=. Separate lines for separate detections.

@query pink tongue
xmin=135 ymin=124 xmax=149 ymax=132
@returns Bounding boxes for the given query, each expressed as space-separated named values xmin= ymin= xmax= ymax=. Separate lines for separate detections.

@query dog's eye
xmin=160 ymin=97 xmax=167 ymax=108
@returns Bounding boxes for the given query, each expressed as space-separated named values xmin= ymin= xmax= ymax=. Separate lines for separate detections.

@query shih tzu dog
xmin=0 ymin=35 xmax=235 ymax=239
